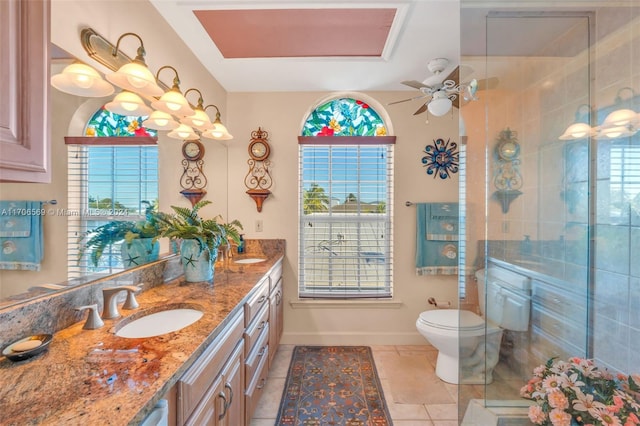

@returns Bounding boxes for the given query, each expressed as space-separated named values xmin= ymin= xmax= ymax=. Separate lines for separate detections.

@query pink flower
xmin=626 ymin=412 xmax=640 ymax=425
xmin=548 ymin=391 xmax=569 ymax=410
xmin=528 ymin=405 xmax=547 ymax=424
xmin=593 ymin=407 xmax=622 ymax=426
xmin=543 ymin=375 xmax=564 ymax=393
xmin=549 ymin=408 xmax=572 ymax=426
xmin=573 ymin=390 xmax=607 ymax=417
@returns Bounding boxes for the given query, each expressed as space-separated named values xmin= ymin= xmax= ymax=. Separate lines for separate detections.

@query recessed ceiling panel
xmin=193 ymin=8 xmax=396 ymax=58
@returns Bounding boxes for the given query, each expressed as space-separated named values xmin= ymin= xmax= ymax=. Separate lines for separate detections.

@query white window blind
xmin=299 ymin=143 xmax=394 ymax=298
xmin=67 ymin=144 xmax=158 ymax=278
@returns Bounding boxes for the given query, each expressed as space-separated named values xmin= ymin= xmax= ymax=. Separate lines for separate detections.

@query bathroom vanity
xmin=0 ymin=239 xmax=285 ymax=425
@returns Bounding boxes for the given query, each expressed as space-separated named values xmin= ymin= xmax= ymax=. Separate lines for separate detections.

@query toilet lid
xmin=418 ymin=309 xmax=485 ymax=331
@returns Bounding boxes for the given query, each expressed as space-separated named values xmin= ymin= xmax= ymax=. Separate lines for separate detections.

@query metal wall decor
xmin=493 ymin=128 xmax=523 ymax=213
xmin=421 ymin=138 xmax=459 ymax=179
xmin=244 ymin=127 xmax=273 ymax=212
xmin=180 ymin=140 xmax=207 ymax=206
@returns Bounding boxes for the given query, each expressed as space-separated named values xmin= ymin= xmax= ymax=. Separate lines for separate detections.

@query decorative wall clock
xmin=421 ymin=138 xmax=459 ymax=179
xmin=180 ymin=140 xmax=207 ymax=206
xmin=244 ymin=127 xmax=273 ymax=212
xmin=493 ymin=128 xmax=523 ymax=213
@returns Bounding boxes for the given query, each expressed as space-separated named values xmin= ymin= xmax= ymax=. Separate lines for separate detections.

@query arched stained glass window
xmin=302 ymin=97 xmax=387 ymax=137
xmin=84 ymin=107 xmax=157 ymax=137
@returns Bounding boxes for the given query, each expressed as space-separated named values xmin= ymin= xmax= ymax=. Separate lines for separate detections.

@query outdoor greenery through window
xmin=67 ymin=107 xmax=158 ymax=278
xmin=299 ymin=97 xmax=394 ymax=298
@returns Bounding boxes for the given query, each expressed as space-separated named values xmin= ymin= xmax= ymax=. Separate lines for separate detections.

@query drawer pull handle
xmin=256 ymin=378 xmax=266 ymax=390
xmin=257 ymin=320 xmax=266 ymax=330
xmin=225 ymin=382 xmax=234 ymax=406
xmin=276 ymin=291 xmax=282 ymax=305
xmin=218 ymin=391 xmax=228 ymax=420
xmin=258 ymin=346 xmax=266 ymax=357
xmin=258 ymin=295 xmax=267 ymax=304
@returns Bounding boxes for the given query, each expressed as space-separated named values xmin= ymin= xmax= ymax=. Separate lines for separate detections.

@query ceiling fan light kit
xmin=427 ymin=91 xmax=454 ymax=117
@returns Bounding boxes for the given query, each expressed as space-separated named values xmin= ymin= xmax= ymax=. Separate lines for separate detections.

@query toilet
xmin=416 ymin=266 xmax=531 ymax=384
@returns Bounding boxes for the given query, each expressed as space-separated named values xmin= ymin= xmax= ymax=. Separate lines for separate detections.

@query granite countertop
xmin=0 ymin=241 xmax=285 ymax=426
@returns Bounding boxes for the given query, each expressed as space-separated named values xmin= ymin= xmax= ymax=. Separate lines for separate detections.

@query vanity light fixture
xmin=559 ymin=104 xmax=594 ymax=140
xmin=105 ymin=32 xmax=164 ymax=98
xmin=201 ymin=105 xmax=234 ymax=140
xmin=167 ymin=123 xmax=199 ymax=140
xmin=151 ymin=66 xmax=195 ymax=117
xmin=142 ymin=110 xmax=180 ymax=131
xmin=181 ymin=88 xmax=213 ymax=131
xmin=105 ymin=90 xmax=152 ymax=116
xmin=51 ymin=62 xmax=115 ymax=97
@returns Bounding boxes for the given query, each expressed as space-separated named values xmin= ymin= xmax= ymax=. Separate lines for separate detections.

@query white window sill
xmin=288 ymin=299 xmax=404 ymax=309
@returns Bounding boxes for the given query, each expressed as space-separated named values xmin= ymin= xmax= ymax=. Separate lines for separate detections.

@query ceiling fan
xmin=389 ymin=58 xmax=495 ymax=117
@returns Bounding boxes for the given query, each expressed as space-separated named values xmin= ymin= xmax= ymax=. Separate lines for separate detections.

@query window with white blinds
xmin=298 ymin=142 xmax=394 ymax=298
xmin=67 ymin=144 xmax=158 ymax=278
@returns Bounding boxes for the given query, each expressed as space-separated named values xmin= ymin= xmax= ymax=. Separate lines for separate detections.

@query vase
xmin=120 ymin=238 xmax=160 ymax=268
xmin=180 ymin=239 xmax=217 ymax=282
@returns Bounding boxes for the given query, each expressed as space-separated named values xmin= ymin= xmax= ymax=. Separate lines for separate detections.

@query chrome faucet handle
xmin=75 ymin=304 xmax=104 ymax=330
xmin=102 ymin=285 xmax=141 ymax=319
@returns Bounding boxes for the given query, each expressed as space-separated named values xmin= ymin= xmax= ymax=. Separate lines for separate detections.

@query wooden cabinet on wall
xmin=269 ymin=261 xmax=284 ymax=367
xmin=0 ymin=0 xmax=51 ymax=183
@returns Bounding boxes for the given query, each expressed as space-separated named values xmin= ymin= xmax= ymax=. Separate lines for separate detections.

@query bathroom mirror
xmin=0 ymin=40 xmax=229 ymax=308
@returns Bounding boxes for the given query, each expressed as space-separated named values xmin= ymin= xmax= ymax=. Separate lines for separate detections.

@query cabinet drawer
xmin=245 ymin=345 xmax=270 ymax=421
xmin=532 ymin=280 xmax=587 ymax=320
xmin=246 ymin=326 xmax=269 ymax=384
xmin=244 ymin=279 xmax=269 ymax=327
xmin=531 ymin=304 xmax=587 ymax=347
xmin=178 ymin=311 xmax=244 ymax=423
xmin=244 ymin=302 xmax=269 ymax=356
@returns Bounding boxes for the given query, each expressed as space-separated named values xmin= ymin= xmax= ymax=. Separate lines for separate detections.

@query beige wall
xmin=226 ymin=92 xmax=461 ymax=345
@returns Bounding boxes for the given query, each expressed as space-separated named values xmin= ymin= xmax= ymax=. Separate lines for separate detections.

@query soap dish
xmin=2 ymin=334 xmax=52 ymax=362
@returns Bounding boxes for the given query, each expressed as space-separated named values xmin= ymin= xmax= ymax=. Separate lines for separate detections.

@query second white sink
xmin=116 ymin=308 xmax=203 ymax=338
xmin=233 ymin=258 xmax=266 ymax=264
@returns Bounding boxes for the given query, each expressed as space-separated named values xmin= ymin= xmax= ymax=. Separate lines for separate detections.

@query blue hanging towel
xmin=0 ymin=201 xmax=44 ymax=271
xmin=415 ymin=202 xmax=459 ymax=275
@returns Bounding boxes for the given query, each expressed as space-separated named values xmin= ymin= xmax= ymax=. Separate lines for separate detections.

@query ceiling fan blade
xmin=413 ymin=104 xmax=428 ymax=115
xmin=387 ymin=94 xmax=428 ymax=105
xmin=443 ymin=66 xmax=459 ymax=85
xmin=402 ymin=80 xmax=429 ymax=90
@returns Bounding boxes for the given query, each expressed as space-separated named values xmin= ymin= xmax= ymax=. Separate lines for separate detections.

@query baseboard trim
xmin=281 ymin=331 xmax=425 ymax=346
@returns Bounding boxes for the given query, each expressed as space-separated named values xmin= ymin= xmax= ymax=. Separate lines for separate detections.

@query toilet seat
xmin=418 ymin=309 xmax=485 ymax=332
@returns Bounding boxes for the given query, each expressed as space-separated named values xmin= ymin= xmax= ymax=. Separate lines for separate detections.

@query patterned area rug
xmin=276 ymin=346 xmax=393 ymax=425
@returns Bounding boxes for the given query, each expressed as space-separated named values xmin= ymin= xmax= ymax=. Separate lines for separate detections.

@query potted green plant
xmin=77 ymin=202 xmax=167 ymax=269
xmin=157 ymin=200 xmax=242 ymax=282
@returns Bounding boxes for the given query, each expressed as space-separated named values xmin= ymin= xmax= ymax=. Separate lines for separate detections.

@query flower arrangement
xmin=520 ymin=357 xmax=640 ymax=426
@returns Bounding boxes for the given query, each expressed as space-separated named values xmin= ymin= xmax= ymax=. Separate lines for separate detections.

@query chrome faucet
xmin=102 ymin=286 xmax=141 ymax=319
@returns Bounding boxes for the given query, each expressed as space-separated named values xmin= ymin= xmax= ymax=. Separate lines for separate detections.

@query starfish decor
xmin=124 ymin=254 xmax=140 ymax=267
xmin=421 ymin=138 xmax=459 ymax=179
xmin=183 ymin=254 xmax=197 ymax=268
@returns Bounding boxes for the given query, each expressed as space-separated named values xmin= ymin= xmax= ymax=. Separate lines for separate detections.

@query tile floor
xmin=250 ymin=344 xmax=461 ymax=426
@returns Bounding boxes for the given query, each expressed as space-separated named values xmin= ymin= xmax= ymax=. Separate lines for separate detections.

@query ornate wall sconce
xmin=244 ymin=127 xmax=273 ymax=212
xmin=493 ymin=128 xmax=523 ymax=213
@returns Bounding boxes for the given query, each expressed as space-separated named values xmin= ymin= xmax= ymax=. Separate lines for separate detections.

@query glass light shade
xmin=106 ymin=62 xmax=164 ymax=98
xmin=181 ymin=109 xmax=212 ymax=131
xmin=559 ymin=122 xmax=593 ymax=140
xmin=595 ymin=125 xmax=636 ymax=139
xmin=51 ymin=63 xmax=115 ymax=97
xmin=202 ymin=121 xmax=233 ymax=140
xmin=427 ymin=93 xmax=452 ymax=117
xmin=167 ymin=124 xmax=199 ymax=140
xmin=603 ymin=109 xmax=638 ymax=127
xmin=105 ymin=91 xmax=152 ymax=116
xmin=152 ymin=90 xmax=195 ymax=117
xmin=142 ymin=110 xmax=180 ymax=130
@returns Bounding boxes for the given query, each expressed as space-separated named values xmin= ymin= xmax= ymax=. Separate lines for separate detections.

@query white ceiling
xmin=148 ymin=0 xmax=461 ymax=93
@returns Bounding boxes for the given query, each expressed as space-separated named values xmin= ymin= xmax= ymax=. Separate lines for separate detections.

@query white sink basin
xmin=233 ymin=258 xmax=266 ymax=264
xmin=116 ymin=308 xmax=203 ymax=338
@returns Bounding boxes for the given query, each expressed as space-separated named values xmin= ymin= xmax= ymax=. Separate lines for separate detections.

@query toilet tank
xmin=475 ymin=266 xmax=531 ymax=331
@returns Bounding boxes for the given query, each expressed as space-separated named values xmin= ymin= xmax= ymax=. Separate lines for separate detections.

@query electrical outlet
xmin=255 ymin=220 xmax=263 ymax=232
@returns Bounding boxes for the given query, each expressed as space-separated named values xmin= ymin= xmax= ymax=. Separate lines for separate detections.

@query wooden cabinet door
xmin=184 ymin=374 xmax=224 ymax=426
xmin=218 ymin=342 xmax=244 ymax=426
xmin=0 ymin=0 xmax=51 ymax=183
xmin=269 ymin=277 xmax=283 ymax=367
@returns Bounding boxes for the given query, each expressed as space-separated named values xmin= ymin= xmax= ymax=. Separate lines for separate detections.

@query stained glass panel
xmin=84 ymin=106 xmax=156 ymax=138
xmin=302 ymin=98 xmax=387 ymax=137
